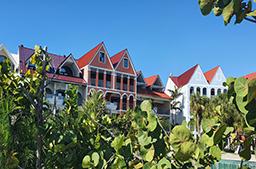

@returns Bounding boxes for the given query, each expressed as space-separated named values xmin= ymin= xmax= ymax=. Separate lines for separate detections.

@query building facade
xmin=165 ymin=64 xmax=227 ymax=124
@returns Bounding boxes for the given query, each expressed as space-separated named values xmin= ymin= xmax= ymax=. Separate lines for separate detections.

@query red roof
xmin=204 ymin=66 xmax=220 ymax=83
xmin=110 ymin=49 xmax=126 ymax=68
xmin=138 ymin=88 xmax=171 ymax=100
xmin=244 ymin=72 xmax=256 ymax=80
xmin=77 ymin=42 xmax=103 ymax=68
xmin=47 ymin=73 xmax=86 ymax=85
xmin=144 ymin=75 xmax=159 ymax=87
xmin=170 ymin=64 xmax=198 ymax=88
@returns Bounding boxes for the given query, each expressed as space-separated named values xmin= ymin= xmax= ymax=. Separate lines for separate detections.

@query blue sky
xmin=1 ymin=0 xmax=255 ymax=83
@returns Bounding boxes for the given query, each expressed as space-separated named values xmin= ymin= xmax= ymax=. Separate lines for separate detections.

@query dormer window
xmin=99 ymin=52 xmax=105 ymax=63
xmin=123 ymin=58 xmax=129 ymax=68
xmin=59 ymin=66 xmax=73 ymax=76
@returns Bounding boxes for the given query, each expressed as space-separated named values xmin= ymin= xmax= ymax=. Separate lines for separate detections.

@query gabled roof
xmin=204 ymin=66 xmax=220 ymax=83
xmin=77 ymin=42 xmax=103 ymax=68
xmin=144 ymin=75 xmax=162 ymax=87
xmin=170 ymin=64 xmax=199 ymax=88
xmin=19 ymin=45 xmax=67 ymax=72
xmin=244 ymin=72 xmax=256 ymax=80
xmin=110 ymin=49 xmax=126 ymax=68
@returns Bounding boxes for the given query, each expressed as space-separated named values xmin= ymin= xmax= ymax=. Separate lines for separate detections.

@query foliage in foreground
xmin=198 ymin=0 xmax=256 ymax=25
xmin=1 ymin=45 xmax=256 ymax=168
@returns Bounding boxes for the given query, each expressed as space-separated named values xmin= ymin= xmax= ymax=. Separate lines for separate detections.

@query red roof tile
xmin=110 ymin=49 xmax=126 ymax=68
xmin=144 ymin=75 xmax=159 ymax=87
xmin=77 ymin=42 xmax=103 ymax=68
xmin=138 ymin=88 xmax=171 ymax=100
xmin=204 ymin=66 xmax=220 ymax=83
xmin=244 ymin=72 xmax=256 ymax=80
xmin=170 ymin=64 xmax=199 ymax=88
xmin=47 ymin=73 xmax=86 ymax=85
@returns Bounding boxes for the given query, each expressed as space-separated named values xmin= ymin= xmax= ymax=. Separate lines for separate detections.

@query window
xmin=123 ymin=58 xmax=129 ymax=68
xmin=211 ymin=88 xmax=215 ymax=96
xmin=203 ymin=88 xmax=207 ymax=96
xmin=59 ymin=66 xmax=73 ymax=76
xmin=99 ymin=52 xmax=105 ymax=63
xmin=217 ymin=89 xmax=222 ymax=95
xmin=196 ymin=87 xmax=201 ymax=95
xmin=190 ymin=87 xmax=194 ymax=95
xmin=0 ymin=55 xmax=6 ymax=63
xmin=224 ymin=89 xmax=228 ymax=93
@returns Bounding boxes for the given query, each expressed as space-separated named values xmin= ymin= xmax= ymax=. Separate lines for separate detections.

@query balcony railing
xmin=56 ymin=96 xmax=64 ymax=106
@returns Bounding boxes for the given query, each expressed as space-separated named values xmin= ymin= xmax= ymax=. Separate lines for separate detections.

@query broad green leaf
xmin=170 ymin=124 xmax=192 ymax=150
xmin=147 ymin=113 xmax=157 ymax=132
xmin=234 ymin=78 xmax=248 ymax=97
xmin=200 ymin=133 xmax=214 ymax=147
xmin=222 ymin=0 xmax=234 ymax=25
xmin=176 ymin=141 xmax=197 ymax=162
xmin=144 ymin=145 xmax=155 ymax=162
xmin=202 ymin=118 xmax=217 ymax=133
xmin=111 ymin=135 xmax=124 ymax=152
xmin=157 ymin=157 xmax=171 ymax=169
xmin=210 ymin=146 xmax=222 ymax=160
xmin=213 ymin=124 xmax=226 ymax=144
xmin=199 ymin=0 xmax=214 ymax=16
xmin=239 ymin=136 xmax=252 ymax=161
xmin=92 ymin=152 xmax=100 ymax=167
xmin=82 ymin=155 xmax=91 ymax=168
xmin=140 ymin=100 xmax=152 ymax=113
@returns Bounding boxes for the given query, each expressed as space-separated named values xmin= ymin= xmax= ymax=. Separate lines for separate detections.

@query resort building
xmin=165 ymin=64 xmax=227 ymax=124
xmin=77 ymin=42 xmax=137 ymax=114
xmin=136 ymin=71 xmax=171 ymax=120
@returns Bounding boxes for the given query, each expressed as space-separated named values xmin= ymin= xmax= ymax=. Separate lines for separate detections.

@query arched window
xmin=56 ymin=90 xmax=65 ymax=105
xmin=217 ymin=89 xmax=222 ymax=95
xmin=59 ymin=66 xmax=73 ymax=76
xmin=190 ymin=87 xmax=194 ymax=95
xmin=196 ymin=87 xmax=201 ymax=95
xmin=129 ymin=95 xmax=134 ymax=109
xmin=46 ymin=88 xmax=53 ymax=95
xmin=203 ymin=88 xmax=207 ymax=96
xmin=223 ymin=89 xmax=228 ymax=93
xmin=211 ymin=88 xmax=215 ymax=96
xmin=122 ymin=95 xmax=127 ymax=110
xmin=78 ymin=92 xmax=83 ymax=106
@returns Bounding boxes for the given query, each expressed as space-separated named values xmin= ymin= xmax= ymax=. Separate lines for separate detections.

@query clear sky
xmin=1 ymin=0 xmax=255 ymax=83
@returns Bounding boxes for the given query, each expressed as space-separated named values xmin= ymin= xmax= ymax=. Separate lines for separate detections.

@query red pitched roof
xmin=77 ymin=42 xmax=103 ymax=68
xmin=144 ymin=75 xmax=159 ymax=87
xmin=170 ymin=64 xmax=199 ymax=88
xmin=204 ymin=66 xmax=220 ymax=83
xmin=244 ymin=72 xmax=256 ymax=80
xmin=47 ymin=73 xmax=86 ymax=85
xmin=110 ymin=49 xmax=126 ymax=68
xmin=138 ymin=88 xmax=171 ymax=100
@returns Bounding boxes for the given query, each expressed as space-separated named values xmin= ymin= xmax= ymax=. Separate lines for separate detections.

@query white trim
xmin=121 ymin=93 xmax=128 ymax=98
xmin=104 ymin=91 xmax=121 ymax=97
xmin=0 ymin=44 xmax=18 ymax=67
xmin=58 ymin=54 xmax=82 ymax=74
